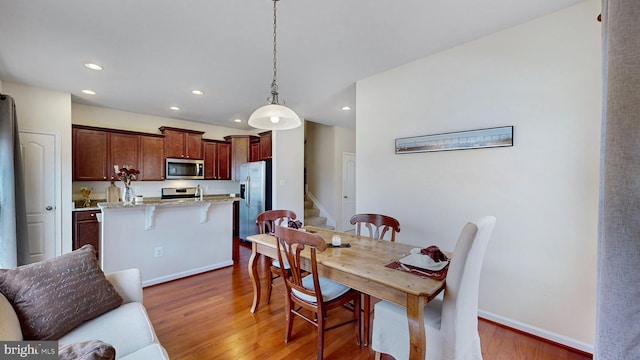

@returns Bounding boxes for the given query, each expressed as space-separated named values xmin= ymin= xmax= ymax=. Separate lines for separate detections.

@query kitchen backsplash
xmin=72 ymin=179 xmax=240 ymax=202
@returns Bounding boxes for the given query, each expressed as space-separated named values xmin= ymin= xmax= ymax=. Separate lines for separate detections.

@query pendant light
xmin=248 ymin=0 xmax=301 ymax=130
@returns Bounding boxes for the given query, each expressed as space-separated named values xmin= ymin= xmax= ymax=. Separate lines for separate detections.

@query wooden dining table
xmin=247 ymin=226 xmax=447 ymax=360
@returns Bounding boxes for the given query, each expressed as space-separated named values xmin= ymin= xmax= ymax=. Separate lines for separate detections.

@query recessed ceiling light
xmin=82 ymin=89 xmax=96 ymax=95
xmin=192 ymin=90 xmax=204 ymax=95
xmin=84 ymin=63 xmax=103 ymax=71
xmin=234 ymin=119 xmax=242 ymax=123
xmin=341 ymin=106 xmax=351 ymax=111
xmin=169 ymin=106 xmax=180 ymax=111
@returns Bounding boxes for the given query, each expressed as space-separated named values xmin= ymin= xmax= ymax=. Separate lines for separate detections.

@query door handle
xmin=45 ymin=206 xmax=54 ymax=211
xmin=245 ymin=176 xmax=251 ymax=207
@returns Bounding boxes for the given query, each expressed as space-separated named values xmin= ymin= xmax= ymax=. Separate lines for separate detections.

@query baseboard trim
xmin=142 ymin=261 xmax=234 ymax=287
xmin=478 ymin=310 xmax=594 ymax=355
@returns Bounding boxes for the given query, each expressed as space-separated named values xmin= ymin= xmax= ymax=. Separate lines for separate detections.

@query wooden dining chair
xmin=274 ymin=226 xmax=362 ymax=360
xmin=371 ymin=216 xmax=496 ymax=360
xmin=349 ymin=213 xmax=401 ymax=241
xmin=349 ymin=213 xmax=401 ymax=345
xmin=256 ymin=209 xmax=297 ymax=304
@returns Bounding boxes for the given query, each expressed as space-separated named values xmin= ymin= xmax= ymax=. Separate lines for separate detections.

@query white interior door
xmin=20 ymin=131 xmax=57 ymax=263
xmin=341 ymin=152 xmax=356 ymax=231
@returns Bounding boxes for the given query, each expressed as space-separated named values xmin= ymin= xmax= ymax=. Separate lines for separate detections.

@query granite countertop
xmin=73 ymin=195 xmax=238 ymax=211
xmin=98 ymin=195 xmax=238 ymax=210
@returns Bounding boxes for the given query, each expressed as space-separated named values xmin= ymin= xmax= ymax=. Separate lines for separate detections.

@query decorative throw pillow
xmin=0 ymin=245 xmax=123 ymax=340
xmin=58 ymin=340 xmax=116 ymax=360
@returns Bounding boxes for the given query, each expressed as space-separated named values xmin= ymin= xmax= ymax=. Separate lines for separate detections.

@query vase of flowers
xmin=114 ymin=165 xmax=140 ymax=205
xmin=80 ymin=187 xmax=93 ymax=208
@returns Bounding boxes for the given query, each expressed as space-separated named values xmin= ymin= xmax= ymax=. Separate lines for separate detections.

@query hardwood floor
xmin=144 ymin=242 xmax=592 ymax=360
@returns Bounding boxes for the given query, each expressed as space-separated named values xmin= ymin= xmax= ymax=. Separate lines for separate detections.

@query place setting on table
xmin=385 ymin=245 xmax=450 ymax=280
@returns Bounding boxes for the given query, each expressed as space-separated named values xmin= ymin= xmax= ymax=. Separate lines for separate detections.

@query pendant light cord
xmin=248 ymin=0 xmax=301 ymax=130
xmin=270 ymin=0 xmax=280 ymax=104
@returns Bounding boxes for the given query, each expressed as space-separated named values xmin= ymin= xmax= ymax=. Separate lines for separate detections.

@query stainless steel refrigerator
xmin=239 ymin=160 xmax=272 ymax=241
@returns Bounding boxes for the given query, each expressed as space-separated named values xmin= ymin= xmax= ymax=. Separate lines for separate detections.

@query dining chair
xmin=274 ymin=225 xmax=362 ymax=360
xmin=349 ymin=213 xmax=401 ymax=241
xmin=371 ymin=216 xmax=496 ymax=360
xmin=256 ymin=209 xmax=297 ymax=304
xmin=349 ymin=213 xmax=401 ymax=345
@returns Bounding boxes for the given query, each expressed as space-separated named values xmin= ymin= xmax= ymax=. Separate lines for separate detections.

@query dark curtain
xmin=0 ymin=94 xmax=29 ymax=268
xmin=595 ymin=0 xmax=640 ymax=358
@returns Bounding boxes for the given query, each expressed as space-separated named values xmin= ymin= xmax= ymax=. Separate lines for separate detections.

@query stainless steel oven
xmin=165 ymin=158 xmax=204 ymax=180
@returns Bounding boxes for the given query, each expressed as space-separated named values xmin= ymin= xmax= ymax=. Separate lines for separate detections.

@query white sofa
xmin=0 ymin=268 xmax=169 ymax=360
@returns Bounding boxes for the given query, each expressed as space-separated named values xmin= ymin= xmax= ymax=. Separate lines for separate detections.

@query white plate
xmin=399 ymin=253 xmax=448 ymax=271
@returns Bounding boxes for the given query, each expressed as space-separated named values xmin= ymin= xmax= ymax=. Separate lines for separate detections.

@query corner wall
xmin=356 ymin=0 xmax=600 ymax=351
xmin=305 ymin=121 xmax=355 ymax=230
xmin=272 ymin=125 xmax=304 ymax=221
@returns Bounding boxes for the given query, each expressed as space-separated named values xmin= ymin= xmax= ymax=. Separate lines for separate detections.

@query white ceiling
xmin=0 ymin=0 xmax=584 ymax=130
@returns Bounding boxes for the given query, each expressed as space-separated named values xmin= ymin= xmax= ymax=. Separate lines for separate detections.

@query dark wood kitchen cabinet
xmin=74 ymin=126 xmax=133 ymax=181
xmin=109 ymin=132 xmax=139 ymax=179
xmin=224 ymin=135 xmax=258 ymax=181
xmin=258 ymin=131 xmax=272 ymax=160
xmin=203 ymin=140 xmax=231 ymax=180
xmin=160 ymin=127 xmax=204 ymax=159
xmin=73 ymin=127 xmax=109 ymax=181
xmin=217 ymin=142 xmax=231 ymax=180
xmin=139 ymin=134 xmax=165 ymax=180
xmin=73 ymin=125 xmax=164 ymax=181
xmin=72 ymin=210 xmax=101 ymax=260
xmin=250 ymin=137 xmax=260 ymax=162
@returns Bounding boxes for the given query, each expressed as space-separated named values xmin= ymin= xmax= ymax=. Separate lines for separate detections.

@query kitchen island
xmin=99 ymin=197 xmax=234 ymax=286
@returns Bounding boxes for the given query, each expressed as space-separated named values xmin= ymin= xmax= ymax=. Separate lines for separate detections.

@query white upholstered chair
xmin=371 ymin=216 xmax=496 ymax=360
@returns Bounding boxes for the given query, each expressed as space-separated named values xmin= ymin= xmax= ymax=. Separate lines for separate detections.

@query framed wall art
xmin=395 ymin=126 xmax=513 ymax=154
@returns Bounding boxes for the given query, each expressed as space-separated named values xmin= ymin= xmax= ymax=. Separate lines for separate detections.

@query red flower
xmin=114 ymin=165 xmax=139 ymax=185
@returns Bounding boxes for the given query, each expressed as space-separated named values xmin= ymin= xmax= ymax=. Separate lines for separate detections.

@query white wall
xmin=272 ymin=124 xmax=305 ymax=221
xmin=305 ymin=121 xmax=355 ymax=229
xmin=73 ymin=103 xmax=256 ymax=141
xmin=3 ymin=81 xmax=73 ymax=255
xmin=71 ymin=104 xmax=257 ymax=199
xmin=356 ymin=0 xmax=600 ymax=352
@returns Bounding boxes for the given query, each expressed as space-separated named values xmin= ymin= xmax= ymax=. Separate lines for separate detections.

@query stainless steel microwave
xmin=165 ymin=158 xmax=204 ymax=180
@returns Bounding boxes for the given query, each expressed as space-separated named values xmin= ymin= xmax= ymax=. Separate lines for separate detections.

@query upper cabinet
xmin=258 ymin=131 xmax=272 ymax=160
xmin=139 ymin=134 xmax=165 ymax=181
xmin=224 ymin=135 xmax=258 ymax=181
xmin=73 ymin=125 xmax=164 ymax=181
xmin=160 ymin=127 xmax=204 ymax=159
xmin=73 ymin=125 xmax=270 ymax=182
xmin=109 ymin=132 xmax=139 ymax=179
xmin=250 ymin=137 xmax=260 ymax=162
xmin=73 ymin=127 xmax=110 ymax=181
xmin=203 ymin=140 xmax=231 ymax=180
